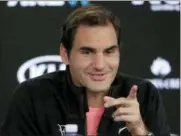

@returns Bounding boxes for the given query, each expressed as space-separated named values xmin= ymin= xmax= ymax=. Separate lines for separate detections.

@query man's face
xmin=61 ymin=23 xmax=120 ymax=92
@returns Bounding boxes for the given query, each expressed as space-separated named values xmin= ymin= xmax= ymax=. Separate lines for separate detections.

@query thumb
xmin=103 ymin=96 xmax=115 ymax=108
xmin=103 ymin=96 xmax=115 ymax=102
xmin=127 ymin=85 xmax=138 ymax=99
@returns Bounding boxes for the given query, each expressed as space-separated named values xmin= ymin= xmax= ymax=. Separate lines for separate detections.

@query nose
xmin=92 ymin=54 xmax=105 ymax=70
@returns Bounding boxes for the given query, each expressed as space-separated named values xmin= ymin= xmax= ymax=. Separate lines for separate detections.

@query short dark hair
xmin=61 ymin=4 xmax=121 ymax=53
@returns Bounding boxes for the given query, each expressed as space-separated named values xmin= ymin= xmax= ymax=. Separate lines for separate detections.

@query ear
xmin=60 ymin=44 xmax=69 ymax=65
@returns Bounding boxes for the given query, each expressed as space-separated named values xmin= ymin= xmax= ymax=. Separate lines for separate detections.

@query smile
xmin=88 ymin=73 xmax=107 ymax=81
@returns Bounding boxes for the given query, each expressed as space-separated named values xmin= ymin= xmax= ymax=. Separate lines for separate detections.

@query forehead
xmin=72 ymin=23 xmax=118 ymax=49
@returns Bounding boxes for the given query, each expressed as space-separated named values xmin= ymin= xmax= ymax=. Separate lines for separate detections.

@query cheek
xmin=70 ymin=54 xmax=92 ymax=70
xmin=107 ymin=56 xmax=120 ymax=68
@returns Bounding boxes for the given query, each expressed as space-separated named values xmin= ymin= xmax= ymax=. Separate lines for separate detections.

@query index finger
xmin=104 ymin=96 xmax=127 ymax=108
xmin=127 ymin=85 xmax=138 ymax=99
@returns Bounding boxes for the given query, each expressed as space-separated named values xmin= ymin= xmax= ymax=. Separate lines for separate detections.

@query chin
xmin=82 ymin=76 xmax=113 ymax=92
xmin=86 ymin=84 xmax=111 ymax=92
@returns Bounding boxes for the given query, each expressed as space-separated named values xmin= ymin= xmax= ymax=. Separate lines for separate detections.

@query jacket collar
xmin=65 ymin=67 xmax=89 ymax=116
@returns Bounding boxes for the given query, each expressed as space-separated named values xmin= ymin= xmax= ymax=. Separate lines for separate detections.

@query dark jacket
xmin=0 ymin=70 xmax=170 ymax=136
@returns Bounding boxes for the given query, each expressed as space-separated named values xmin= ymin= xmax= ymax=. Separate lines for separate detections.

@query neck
xmin=87 ymin=90 xmax=108 ymax=108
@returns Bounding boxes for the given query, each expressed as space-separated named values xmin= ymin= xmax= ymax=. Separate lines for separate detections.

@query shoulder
xmin=118 ymin=73 xmax=160 ymax=100
xmin=12 ymin=71 xmax=66 ymax=100
xmin=118 ymin=73 xmax=157 ymax=90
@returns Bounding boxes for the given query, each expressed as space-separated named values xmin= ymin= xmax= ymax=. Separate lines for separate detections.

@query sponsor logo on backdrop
xmin=131 ymin=1 xmax=180 ymax=12
xmin=150 ymin=57 xmax=171 ymax=77
xmin=17 ymin=55 xmax=66 ymax=83
xmin=7 ymin=1 xmax=90 ymax=7
xmin=148 ymin=57 xmax=180 ymax=90
xmin=17 ymin=56 xmax=180 ymax=90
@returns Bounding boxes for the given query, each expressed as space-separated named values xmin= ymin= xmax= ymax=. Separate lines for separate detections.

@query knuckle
xmin=118 ymin=108 xmax=122 ymax=113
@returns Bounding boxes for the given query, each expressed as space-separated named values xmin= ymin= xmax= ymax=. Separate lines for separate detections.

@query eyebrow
xmin=79 ymin=45 xmax=118 ymax=52
xmin=105 ymin=45 xmax=118 ymax=51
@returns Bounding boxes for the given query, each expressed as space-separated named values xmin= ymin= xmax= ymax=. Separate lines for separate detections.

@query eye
xmin=81 ymin=50 xmax=92 ymax=55
xmin=105 ymin=48 xmax=115 ymax=54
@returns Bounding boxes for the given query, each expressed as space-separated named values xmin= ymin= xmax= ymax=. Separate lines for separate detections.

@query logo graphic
xmin=57 ymin=124 xmax=78 ymax=136
xmin=17 ymin=55 xmax=66 ymax=83
xmin=57 ymin=124 xmax=66 ymax=136
xmin=7 ymin=1 xmax=90 ymax=7
xmin=131 ymin=1 xmax=180 ymax=12
xmin=118 ymin=126 xmax=127 ymax=135
xmin=150 ymin=57 xmax=171 ymax=77
xmin=67 ymin=1 xmax=90 ymax=7
xmin=148 ymin=57 xmax=180 ymax=90
xmin=7 ymin=1 xmax=65 ymax=7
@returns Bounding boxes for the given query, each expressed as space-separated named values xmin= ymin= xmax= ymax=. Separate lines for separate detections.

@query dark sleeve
xmin=138 ymin=81 xmax=171 ymax=136
xmin=0 ymin=82 xmax=40 ymax=136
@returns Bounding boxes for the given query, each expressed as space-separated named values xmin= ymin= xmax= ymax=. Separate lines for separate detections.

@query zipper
xmin=80 ymin=91 xmax=88 ymax=136
xmin=96 ymin=87 xmax=116 ymax=136
xmin=84 ymin=115 xmax=87 ymax=136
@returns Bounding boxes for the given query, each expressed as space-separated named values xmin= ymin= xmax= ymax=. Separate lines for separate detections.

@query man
xmin=0 ymin=4 xmax=170 ymax=136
